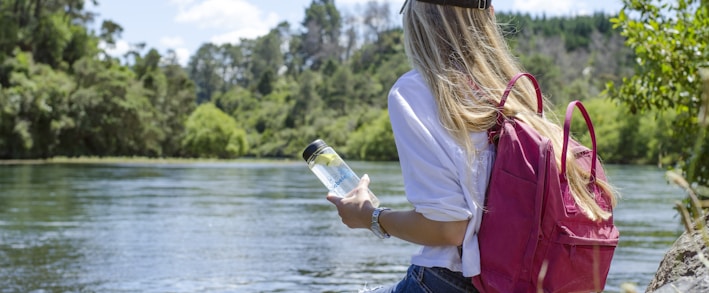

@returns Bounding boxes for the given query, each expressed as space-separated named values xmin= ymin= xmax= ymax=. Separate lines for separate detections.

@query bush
xmin=182 ymin=103 xmax=248 ymax=158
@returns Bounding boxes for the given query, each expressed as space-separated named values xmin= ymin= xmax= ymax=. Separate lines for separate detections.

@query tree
xmin=321 ymin=64 xmax=354 ymax=113
xmin=13 ymin=0 xmax=98 ymax=66
xmin=160 ymin=50 xmax=197 ymax=156
xmin=250 ymin=23 xmax=288 ymax=88
xmin=362 ymin=0 xmax=392 ymax=43
xmin=0 ymin=0 xmax=99 ymax=83
xmin=607 ymin=0 xmax=709 ymax=184
xmin=0 ymin=51 xmax=74 ymax=158
xmin=59 ymin=57 xmax=162 ymax=157
xmin=286 ymin=70 xmax=322 ymax=128
xmin=299 ymin=0 xmax=343 ymax=70
xmin=188 ymin=43 xmax=224 ymax=103
xmin=182 ymin=103 xmax=248 ymax=158
xmin=99 ymin=19 xmax=123 ymax=48
xmin=347 ymin=110 xmax=398 ymax=161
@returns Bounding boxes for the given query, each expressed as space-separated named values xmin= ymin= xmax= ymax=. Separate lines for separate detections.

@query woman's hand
xmin=326 ymin=174 xmax=375 ymax=230
xmin=326 ymin=174 xmax=469 ymax=246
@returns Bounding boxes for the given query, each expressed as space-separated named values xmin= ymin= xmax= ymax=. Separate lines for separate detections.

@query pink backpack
xmin=471 ymin=73 xmax=619 ymax=293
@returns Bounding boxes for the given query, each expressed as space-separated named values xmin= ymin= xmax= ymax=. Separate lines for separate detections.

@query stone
xmin=651 ymin=277 xmax=709 ymax=293
xmin=647 ymin=215 xmax=709 ymax=293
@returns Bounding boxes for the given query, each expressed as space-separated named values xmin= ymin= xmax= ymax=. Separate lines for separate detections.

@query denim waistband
xmin=410 ymin=265 xmax=479 ymax=293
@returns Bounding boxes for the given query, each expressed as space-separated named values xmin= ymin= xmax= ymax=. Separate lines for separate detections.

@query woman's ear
xmin=490 ymin=5 xmax=495 ymax=16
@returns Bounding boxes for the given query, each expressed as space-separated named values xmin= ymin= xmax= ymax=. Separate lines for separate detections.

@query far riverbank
xmin=0 ymin=156 xmax=298 ymax=165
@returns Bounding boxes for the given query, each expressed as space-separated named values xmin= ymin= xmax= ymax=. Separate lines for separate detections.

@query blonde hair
xmin=401 ymin=2 xmax=617 ymax=221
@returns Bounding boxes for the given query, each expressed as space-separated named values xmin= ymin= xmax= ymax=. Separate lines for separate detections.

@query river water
xmin=0 ymin=162 xmax=685 ymax=292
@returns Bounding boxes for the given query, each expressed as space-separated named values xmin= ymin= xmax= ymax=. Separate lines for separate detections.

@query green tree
xmin=607 ymin=0 xmax=709 ymax=183
xmin=348 ymin=110 xmax=398 ymax=161
xmin=0 ymin=51 xmax=74 ymax=158
xmin=250 ymin=23 xmax=287 ymax=89
xmin=188 ymin=43 xmax=224 ymax=103
xmin=218 ymin=42 xmax=251 ymax=90
xmin=0 ymin=0 xmax=99 ymax=84
xmin=320 ymin=63 xmax=352 ymax=113
xmin=160 ymin=50 xmax=197 ymax=156
xmin=299 ymin=0 xmax=342 ymax=70
xmin=60 ymin=57 xmax=161 ymax=157
xmin=182 ymin=103 xmax=248 ymax=158
xmin=286 ymin=70 xmax=323 ymax=128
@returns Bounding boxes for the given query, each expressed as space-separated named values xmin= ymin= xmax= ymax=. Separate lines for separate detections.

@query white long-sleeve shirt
xmin=388 ymin=70 xmax=495 ymax=277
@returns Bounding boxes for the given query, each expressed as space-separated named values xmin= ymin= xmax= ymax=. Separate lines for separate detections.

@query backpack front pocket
xmin=538 ymin=222 xmax=619 ymax=293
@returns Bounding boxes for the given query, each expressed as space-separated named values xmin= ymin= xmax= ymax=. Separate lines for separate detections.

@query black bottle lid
xmin=302 ymin=139 xmax=328 ymax=161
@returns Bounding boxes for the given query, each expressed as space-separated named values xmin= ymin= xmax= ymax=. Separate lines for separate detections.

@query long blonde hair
xmin=401 ymin=1 xmax=617 ymax=221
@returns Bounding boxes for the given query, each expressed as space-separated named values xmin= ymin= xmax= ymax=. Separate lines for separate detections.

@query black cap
xmin=302 ymin=139 xmax=328 ymax=161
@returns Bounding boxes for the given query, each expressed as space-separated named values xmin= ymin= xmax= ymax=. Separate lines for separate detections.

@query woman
xmin=326 ymin=1 xmax=618 ymax=292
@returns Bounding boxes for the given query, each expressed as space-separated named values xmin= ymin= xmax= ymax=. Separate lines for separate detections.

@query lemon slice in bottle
xmin=314 ymin=153 xmax=342 ymax=166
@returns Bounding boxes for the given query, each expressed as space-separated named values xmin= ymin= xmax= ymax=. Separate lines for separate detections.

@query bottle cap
xmin=302 ymin=139 xmax=328 ymax=161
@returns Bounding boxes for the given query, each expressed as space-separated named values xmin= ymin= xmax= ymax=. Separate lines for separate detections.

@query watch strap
xmin=371 ymin=207 xmax=391 ymax=239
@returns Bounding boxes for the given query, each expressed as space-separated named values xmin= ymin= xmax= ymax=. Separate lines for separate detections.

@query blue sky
xmin=87 ymin=0 xmax=625 ymax=65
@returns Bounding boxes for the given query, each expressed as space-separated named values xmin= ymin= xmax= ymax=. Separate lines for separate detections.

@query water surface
xmin=0 ymin=162 xmax=685 ymax=292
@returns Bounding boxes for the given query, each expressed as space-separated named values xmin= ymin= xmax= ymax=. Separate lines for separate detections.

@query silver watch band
xmin=371 ymin=207 xmax=391 ymax=239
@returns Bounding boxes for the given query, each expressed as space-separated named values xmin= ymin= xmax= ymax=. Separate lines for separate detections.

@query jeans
xmin=364 ymin=265 xmax=480 ymax=293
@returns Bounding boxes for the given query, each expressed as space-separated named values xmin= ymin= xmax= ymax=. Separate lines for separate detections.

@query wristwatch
xmin=371 ymin=207 xmax=391 ymax=239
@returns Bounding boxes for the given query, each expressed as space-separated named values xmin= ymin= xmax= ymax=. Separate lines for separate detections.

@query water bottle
xmin=302 ymin=139 xmax=380 ymax=207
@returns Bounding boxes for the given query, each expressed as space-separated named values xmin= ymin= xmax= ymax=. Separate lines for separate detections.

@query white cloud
xmin=210 ymin=28 xmax=265 ymax=44
xmin=174 ymin=48 xmax=191 ymax=66
xmin=160 ymin=36 xmax=186 ymax=48
xmin=171 ymin=0 xmax=279 ymax=42
xmin=99 ymin=40 xmax=131 ymax=57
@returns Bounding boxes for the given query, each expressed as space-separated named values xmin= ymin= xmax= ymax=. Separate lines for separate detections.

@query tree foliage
xmin=0 ymin=0 xmax=197 ymax=159
xmin=2 ymin=0 xmax=699 ymax=165
xmin=182 ymin=103 xmax=248 ymax=158
xmin=607 ymin=0 xmax=709 ymax=183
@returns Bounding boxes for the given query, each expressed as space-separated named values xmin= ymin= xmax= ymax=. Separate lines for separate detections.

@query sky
xmin=87 ymin=0 xmax=626 ymax=65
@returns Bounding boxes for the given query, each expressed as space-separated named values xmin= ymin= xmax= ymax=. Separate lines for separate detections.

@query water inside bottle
xmin=309 ymin=163 xmax=359 ymax=197
xmin=304 ymin=141 xmax=380 ymax=207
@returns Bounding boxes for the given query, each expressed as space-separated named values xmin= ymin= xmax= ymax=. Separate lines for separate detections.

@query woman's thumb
xmin=326 ymin=194 xmax=342 ymax=205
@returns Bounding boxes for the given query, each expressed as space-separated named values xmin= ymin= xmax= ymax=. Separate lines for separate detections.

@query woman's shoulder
xmin=389 ymin=70 xmax=433 ymax=106
xmin=392 ymin=69 xmax=425 ymax=89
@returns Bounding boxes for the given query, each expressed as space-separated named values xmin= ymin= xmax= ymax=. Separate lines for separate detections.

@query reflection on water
xmin=0 ymin=162 xmax=685 ymax=292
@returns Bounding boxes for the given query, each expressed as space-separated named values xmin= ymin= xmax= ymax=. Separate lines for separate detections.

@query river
xmin=0 ymin=162 xmax=685 ymax=292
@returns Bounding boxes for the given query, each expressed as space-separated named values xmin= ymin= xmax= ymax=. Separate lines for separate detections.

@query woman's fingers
xmin=358 ymin=174 xmax=370 ymax=188
xmin=326 ymin=174 xmax=376 ymax=229
xmin=326 ymin=194 xmax=342 ymax=205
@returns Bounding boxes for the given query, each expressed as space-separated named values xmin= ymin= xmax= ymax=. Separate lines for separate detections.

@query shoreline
xmin=0 ymin=157 xmax=297 ymax=165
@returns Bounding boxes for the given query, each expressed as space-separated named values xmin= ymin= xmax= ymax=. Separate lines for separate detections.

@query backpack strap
xmin=498 ymin=73 xmax=543 ymax=114
xmin=561 ymin=100 xmax=598 ymax=182
xmin=488 ymin=73 xmax=544 ymax=143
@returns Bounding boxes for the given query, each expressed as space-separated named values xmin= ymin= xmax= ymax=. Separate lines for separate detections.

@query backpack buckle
xmin=478 ymin=0 xmax=487 ymax=9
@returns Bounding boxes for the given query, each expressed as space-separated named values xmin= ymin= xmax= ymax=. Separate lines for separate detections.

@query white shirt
xmin=388 ymin=70 xmax=495 ymax=277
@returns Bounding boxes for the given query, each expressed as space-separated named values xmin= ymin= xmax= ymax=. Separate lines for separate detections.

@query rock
xmin=647 ymin=215 xmax=709 ymax=293
xmin=651 ymin=277 xmax=709 ymax=293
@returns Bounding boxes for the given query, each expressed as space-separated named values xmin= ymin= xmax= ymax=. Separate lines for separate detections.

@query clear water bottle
xmin=302 ymin=139 xmax=380 ymax=207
